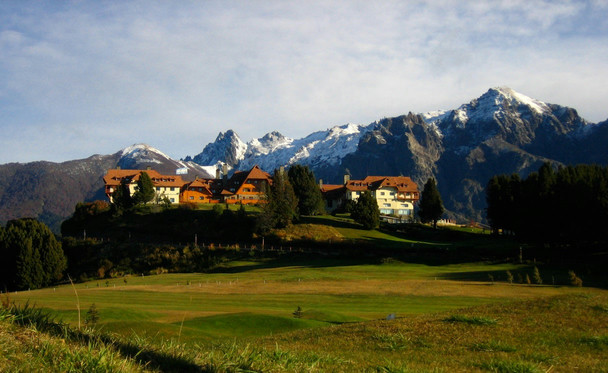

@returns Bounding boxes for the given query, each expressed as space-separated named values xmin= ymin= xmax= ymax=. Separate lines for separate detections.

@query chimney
xmin=279 ymin=165 xmax=285 ymax=174
xmin=343 ymin=174 xmax=350 ymax=184
xmin=319 ymin=179 xmax=323 ymax=188
xmin=146 ymin=166 xmax=151 ymax=170
xmin=222 ymin=164 xmax=228 ymax=180
xmin=116 ymin=166 xmax=121 ymax=170
xmin=216 ymin=168 xmax=220 ymax=179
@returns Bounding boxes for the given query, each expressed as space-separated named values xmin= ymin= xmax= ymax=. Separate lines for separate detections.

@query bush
xmin=0 ymin=218 xmax=66 ymax=291
xmin=533 ymin=267 xmax=543 ymax=285
xmin=506 ymin=270 xmax=514 ymax=284
xmin=568 ymin=270 xmax=583 ymax=287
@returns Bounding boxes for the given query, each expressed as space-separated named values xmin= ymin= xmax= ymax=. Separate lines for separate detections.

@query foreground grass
xmin=2 ymin=293 xmax=607 ymax=372
xmin=258 ymin=293 xmax=608 ymax=371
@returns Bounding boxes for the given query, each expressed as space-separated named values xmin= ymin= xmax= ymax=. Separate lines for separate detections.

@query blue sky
xmin=1 ymin=0 xmax=607 ymax=163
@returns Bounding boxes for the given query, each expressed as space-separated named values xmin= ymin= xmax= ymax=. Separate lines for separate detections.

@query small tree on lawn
xmin=351 ymin=191 xmax=380 ymax=230
xmin=418 ymin=177 xmax=444 ymax=229
xmin=85 ymin=303 xmax=100 ymax=327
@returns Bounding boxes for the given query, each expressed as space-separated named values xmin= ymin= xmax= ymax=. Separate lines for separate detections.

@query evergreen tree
xmin=287 ymin=165 xmax=325 ymax=216
xmin=111 ymin=179 xmax=133 ymax=214
xmin=351 ymin=191 xmax=380 ymax=230
xmin=257 ymin=169 xmax=298 ymax=232
xmin=418 ymin=178 xmax=444 ymax=229
xmin=85 ymin=303 xmax=100 ymax=326
xmin=133 ymin=172 xmax=156 ymax=205
xmin=0 ymin=218 xmax=66 ymax=291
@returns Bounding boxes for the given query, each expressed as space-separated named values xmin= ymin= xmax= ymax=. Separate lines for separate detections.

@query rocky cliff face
xmin=191 ymin=87 xmax=608 ymax=222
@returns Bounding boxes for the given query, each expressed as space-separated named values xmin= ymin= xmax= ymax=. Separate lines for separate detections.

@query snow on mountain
xmin=239 ymin=123 xmax=372 ymax=172
xmin=191 ymin=123 xmax=373 ymax=174
xmin=191 ymin=130 xmax=247 ymax=168
xmin=119 ymin=143 xmax=213 ymax=179
xmin=120 ymin=144 xmax=172 ymax=164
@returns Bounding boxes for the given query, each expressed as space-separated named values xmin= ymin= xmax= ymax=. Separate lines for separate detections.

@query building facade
xmin=103 ymin=165 xmax=272 ymax=205
xmin=322 ymin=175 xmax=419 ymax=217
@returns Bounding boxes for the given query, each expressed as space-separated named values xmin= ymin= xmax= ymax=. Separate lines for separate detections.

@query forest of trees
xmin=0 ymin=218 xmax=66 ymax=291
xmin=486 ymin=163 xmax=608 ymax=247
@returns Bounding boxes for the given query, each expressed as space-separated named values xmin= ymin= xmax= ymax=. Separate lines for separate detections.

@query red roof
xmin=103 ymin=169 xmax=184 ymax=188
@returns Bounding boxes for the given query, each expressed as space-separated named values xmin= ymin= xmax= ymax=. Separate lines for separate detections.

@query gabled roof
xmin=103 ymin=169 xmax=184 ymax=188
xmin=345 ymin=176 xmax=418 ymax=193
xmin=320 ymin=184 xmax=346 ymax=199
xmin=221 ymin=165 xmax=272 ymax=196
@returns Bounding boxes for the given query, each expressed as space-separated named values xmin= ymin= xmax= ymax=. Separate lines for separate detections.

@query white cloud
xmin=0 ymin=0 xmax=607 ymax=163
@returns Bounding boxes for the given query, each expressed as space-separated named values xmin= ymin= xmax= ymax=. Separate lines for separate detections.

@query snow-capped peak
xmin=120 ymin=143 xmax=172 ymax=163
xmin=489 ymin=86 xmax=551 ymax=115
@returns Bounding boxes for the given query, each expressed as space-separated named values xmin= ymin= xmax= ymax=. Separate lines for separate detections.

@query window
xmin=380 ymin=209 xmax=393 ymax=215
xmin=170 ymin=198 xmax=175 ymax=202
xmin=189 ymin=196 xmax=194 ymax=200
xmin=156 ymin=187 xmax=161 ymax=191
xmin=170 ymin=187 xmax=175 ymax=191
xmin=380 ymin=191 xmax=385 ymax=196
xmin=397 ymin=209 xmax=411 ymax=215
xmin=383 ymin=203 xmax=391 ymax=207
xmin=199 ymin=196 xmax=204 ymax=200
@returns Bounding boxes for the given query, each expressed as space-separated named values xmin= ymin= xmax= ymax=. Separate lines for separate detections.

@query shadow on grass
xmin=5 ymin=304 xmax=205 ymax=372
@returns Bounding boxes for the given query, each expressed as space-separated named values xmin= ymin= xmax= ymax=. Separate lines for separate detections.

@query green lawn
xmin=8 ymin=259 xmax=589 ymax=345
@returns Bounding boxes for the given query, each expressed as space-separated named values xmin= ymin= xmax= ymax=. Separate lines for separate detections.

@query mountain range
xmin=1 ymin=87 xmax=606 ymax=231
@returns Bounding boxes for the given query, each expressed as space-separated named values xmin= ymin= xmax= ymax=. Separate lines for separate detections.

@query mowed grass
xmin=256 ymin=293 xmax=608 ymax=372
xmin=8 ymin=259 xmax=597 ymax=346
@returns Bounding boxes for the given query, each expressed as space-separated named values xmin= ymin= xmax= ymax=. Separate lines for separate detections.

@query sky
xmin=1 ymin=0 xmax=607 ymax=164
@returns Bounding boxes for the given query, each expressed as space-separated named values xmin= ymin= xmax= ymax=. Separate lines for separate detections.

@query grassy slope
xmin=4 ymin=219 xmax=606 ymax=371
xmin=258 ymin=293 xmax=608 ymax=372
xmin=9 ymin=259 xmax=596 ymax=343
xmin=2 ymin=293 xmax=607 ymax=372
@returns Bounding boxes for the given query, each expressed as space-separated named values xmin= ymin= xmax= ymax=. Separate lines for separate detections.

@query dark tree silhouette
xmin=418 ymin=177 xmax=444 ymax=229
xmin=0 ymin=218 xmax=66 ymax=291
xmin=288 ymin=165 xmax=324 ymax=216
xmin=351 ymin=191 xmax=380 ymax=230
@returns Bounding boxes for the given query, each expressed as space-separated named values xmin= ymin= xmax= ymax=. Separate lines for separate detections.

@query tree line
xmin=486 ymin=163 xmax=608 ymax=246
xmin=0 ymin=218 xmax=66 ymax=291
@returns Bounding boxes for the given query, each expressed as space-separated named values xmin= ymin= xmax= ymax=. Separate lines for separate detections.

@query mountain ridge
xmin=1 ymin=87 xmax=607 ymax=229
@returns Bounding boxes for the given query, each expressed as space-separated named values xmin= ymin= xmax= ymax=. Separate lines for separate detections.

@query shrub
xmin=506 ymin=270 xmax=514 ymax=284
xmin=568 ymin=270 xmax=583 ymax=287
xmin=84 ymin=303 xmax=99 ymax=327
xmin=533 ymin=266 xmax=542 ymax=285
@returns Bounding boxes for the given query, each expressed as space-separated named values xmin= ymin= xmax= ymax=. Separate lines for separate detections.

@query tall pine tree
xmin=287 ymin=165 xmax=324 ymax=216
xmin=257 ymin=168 xmax=298 ymax=232
xmin=133 ymin=171 xmax=156 ymax=205
xmin=418 ymin=177 xmax=444 ymax=229
xmin=351 ymin=191 xmax=380 ymax=229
